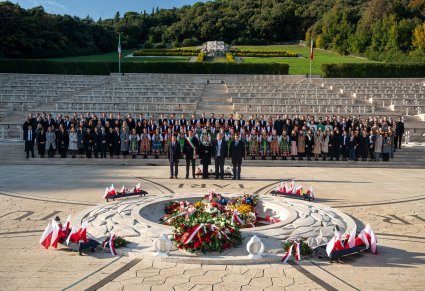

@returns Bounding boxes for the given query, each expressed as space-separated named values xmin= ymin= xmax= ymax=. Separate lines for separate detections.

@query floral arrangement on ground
xmin=159 ymin=190 xmax=280 ymax=253
xmin=283 ymin=239 xmax=313 ymax=256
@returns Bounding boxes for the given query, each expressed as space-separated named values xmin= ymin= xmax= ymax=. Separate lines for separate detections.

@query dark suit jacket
xmin=230 ymin=140 xmax=245 ymax=164
xmin=168 ymin=142 xmax=181 ymax=163
xmin=183 ymin=137 xmax=199 ymax=159
xmin=23 ymin=129 xmax=35 ymax=142
xmin=396 ymin=122 xmax=404 ymax=135
xmin=212 ymin=139 xmax=227 ymax=158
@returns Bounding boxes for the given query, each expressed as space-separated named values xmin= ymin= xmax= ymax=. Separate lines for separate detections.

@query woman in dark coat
xmin=107 ymin=127 xmax=115 ymax=158
xmin=57 ymin=127 xmax=69 ymax=158
xmin=113 ymin=127 xmax=121 ymax=158
xmin=199 ymin=134 xmax=212 ymax=179
xmin=358 ymin=131 xmax=369 ymax=161
xmin=305 ymin=129 xmax=314 ymax=161
xmin=84 ymin=128 xmax=93 ymax=158
xmin=348 ymin=132 xmax=358 ymax=161
xmin=37 ymin=128 xmax=46 ymax=158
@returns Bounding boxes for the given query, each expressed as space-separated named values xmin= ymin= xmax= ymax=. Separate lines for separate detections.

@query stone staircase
xmin=2 ymin=142 xmax=424 ymax=168
xmin=196 ymin=83 xmax=234 ymax=114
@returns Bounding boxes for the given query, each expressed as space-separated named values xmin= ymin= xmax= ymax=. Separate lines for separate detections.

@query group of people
xmin=22 ymin=111 xmax=405 ymax=165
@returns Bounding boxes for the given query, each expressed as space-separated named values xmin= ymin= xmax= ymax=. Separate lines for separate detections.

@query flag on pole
xmin=118 ymin=34 xmax=122 ymax=59
xmin=40 ymin=222 xmax=53 ymax=249
xmin=310 ymin=38 xmax=314 ymax=60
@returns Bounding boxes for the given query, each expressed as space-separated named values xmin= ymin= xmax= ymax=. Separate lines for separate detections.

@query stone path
xmin=0 ymin=165 xmax=424 ymax=290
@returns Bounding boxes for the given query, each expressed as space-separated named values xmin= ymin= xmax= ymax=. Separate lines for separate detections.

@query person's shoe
xmin=185 ymin=176 xmax=189 ymax=179
xmin=232 ymin=177 xmax=236 ymax=180
xmin=220 ymin=177 xmax=224 ymax=180
xmin=175 ymin=176 xmax=178 ymax=179
xmin=215 ymin=176 xmax=219 ymax=179
xmin=170 ymin=176 xmax=173 ymax=179
xmin=238 ymin=177 xmax=241 ymax=180
xmin=192 ymin=176 xmax=196 ymax=179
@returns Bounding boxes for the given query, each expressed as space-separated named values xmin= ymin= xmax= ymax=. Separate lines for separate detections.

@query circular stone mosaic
xmin=74 ymin=194 xmax=356 ymax=263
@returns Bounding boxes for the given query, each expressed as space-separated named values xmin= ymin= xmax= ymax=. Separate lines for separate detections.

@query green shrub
xmin=133 ymin=48 xmax=200 ymax=57
xmin=226 ymin=53 xmax=236 ymax=63
xmin=196 ymin=52 xmax=205 ymax=62
xmin=230 ymin=49 xmax=298 ymax=58
xmin=0 ymin=59 xmax=111 ymax=75
xmin=321 ymin=63 xmax=425 ymax=78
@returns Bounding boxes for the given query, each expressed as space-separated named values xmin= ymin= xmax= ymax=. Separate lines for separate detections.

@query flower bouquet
xmin=160 ymin=190 xmax=279 ymax=253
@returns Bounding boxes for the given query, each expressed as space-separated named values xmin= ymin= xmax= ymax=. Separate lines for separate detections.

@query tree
xmin=412 ymin=22 xmax=425 ymax=50
xmin=114 ymin=11 xmax=120 ymax=23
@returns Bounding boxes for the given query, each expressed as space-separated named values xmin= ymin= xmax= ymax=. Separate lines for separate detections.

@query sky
xmin=8 ymin=0 xmax=204 ymax=19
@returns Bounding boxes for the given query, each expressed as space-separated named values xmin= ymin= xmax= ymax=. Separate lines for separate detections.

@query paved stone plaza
xmin=0 ymin=165 xmax=424 ymax=290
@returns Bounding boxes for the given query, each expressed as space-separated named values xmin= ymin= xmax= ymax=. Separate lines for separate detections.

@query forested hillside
xmin=1 ymin=0 xmax=424 ymax=62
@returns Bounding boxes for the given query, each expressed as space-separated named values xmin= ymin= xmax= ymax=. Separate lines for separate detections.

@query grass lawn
xmin=235 ymin=45 xmax=378 ymax=75
xmin=47 ymin=45 xmax=378 ymax=75
xmin=49 ymin=50 xmax=190 ymax=62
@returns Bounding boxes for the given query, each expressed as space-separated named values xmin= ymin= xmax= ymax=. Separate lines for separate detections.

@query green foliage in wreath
xmin=113 ymin=236 xmax=128 ymax=248
xmin=283 ymin=239 xmax=313 ymax=256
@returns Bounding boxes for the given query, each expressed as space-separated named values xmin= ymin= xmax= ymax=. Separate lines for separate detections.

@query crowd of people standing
xmin=22 ymin=112 xmax=405 ymax=165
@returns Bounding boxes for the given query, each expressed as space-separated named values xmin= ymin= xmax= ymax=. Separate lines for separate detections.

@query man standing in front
xmin=230 ymin=134 xmax=245 ymax=180
xmin=24 ymin=124 xmax=35 ymax=159
xmin=212 ymin=133 xmax=227 ymax=180
xmin=395 ymin=117 xmax=404 ymax=149
xmin=168 ymin=135 xmax=181 ymax=179
xmin=183 ymin=130 xmax=199 ymax=179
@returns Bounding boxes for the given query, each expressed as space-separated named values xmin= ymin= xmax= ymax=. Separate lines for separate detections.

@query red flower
xmin=194 ymin=241 xmax=201 ymax=249
xmin=229 ymin=227 xmax=235 ymax=233
xmin=205 ymin=237 xmax=211 ymax=244
xmin=211 ymin=202 xmax=219 ymax=208
xmin=180 ymin=224 xmax=185 ymax=229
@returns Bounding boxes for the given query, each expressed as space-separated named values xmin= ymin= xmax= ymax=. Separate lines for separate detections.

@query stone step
xmin=2 ymin=144 xmax=425 ymax=168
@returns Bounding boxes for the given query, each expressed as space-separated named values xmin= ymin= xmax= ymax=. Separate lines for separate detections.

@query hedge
xmin=117 ymin=62 xmax=289 ymax=75
xmin=321 ymin=63 xmax=425 ymax=78
xmin=0 ymin=59 xmax=289 ymax=75
xmin=0 ymin=59 xmax=112 ymax=75
xmin=230 ymin=49 xmax=298 ymax=58
xmin=133 ymin=48 xmax=200 ymax=57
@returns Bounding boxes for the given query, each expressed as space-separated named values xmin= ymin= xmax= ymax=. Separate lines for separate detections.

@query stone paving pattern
xmin=0 ymin=165 xmax=424 ymax=290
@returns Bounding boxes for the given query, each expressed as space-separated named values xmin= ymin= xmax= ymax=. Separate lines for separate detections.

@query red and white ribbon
xmin=294 ymin=241 xmax=301 ymax=261
xmin=209 ymin=224 xmax=228 ymax=240
xmin=282 ymin=242 xmax=301 ymax=263
xmin=231 ymin=211 xmax=244 ymax=226
xmin=183 ymin=224 xmax=205 ymax=245
xmin=281 ymin=244 xmax=293 ymax=263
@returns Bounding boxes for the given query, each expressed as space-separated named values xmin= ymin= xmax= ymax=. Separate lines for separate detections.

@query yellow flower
xmin=237 ymin=204 xmax=253 ymax=215
xmin=194 ymin=202 xmax=204 ymax=209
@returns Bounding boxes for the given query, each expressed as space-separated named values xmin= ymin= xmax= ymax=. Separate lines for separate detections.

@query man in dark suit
xmin=212 ymin=133 xmax=227 ymax=180
xmin=229 ymin=134 xmax=245 ymax=180
xmin=24 ymin=124 xmax=35 ymax=159
xmin=183 ymin=130 xmax=199 ymax=179
xmin=168 ymin=135 xmax=181 ymax=179
xmin=395 ymin=117 xmax=404 ymax=149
